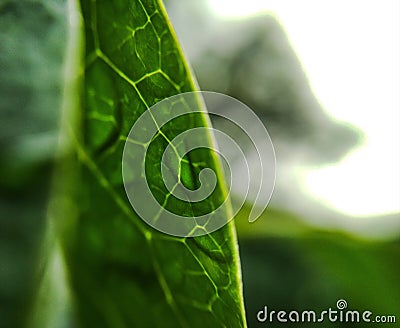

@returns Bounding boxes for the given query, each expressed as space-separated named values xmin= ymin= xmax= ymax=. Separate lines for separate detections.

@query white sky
xmin=208 ymin=0 xmax=400 ymax=216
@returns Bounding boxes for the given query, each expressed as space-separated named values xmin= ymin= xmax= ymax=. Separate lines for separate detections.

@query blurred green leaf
xmin=239 ymin=232 xmax=400 ymax=328
xmin=58 ymin=0 xmax=246 ymax=327
xmin=235 ymin=205 xmax=400 ymax=327
xmin=0 ymin=1 xmax=68 ymax=327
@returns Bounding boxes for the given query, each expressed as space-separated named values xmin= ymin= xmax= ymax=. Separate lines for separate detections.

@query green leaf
xmin=58 ymin=0 xmax=247 ymax=327
xmin=0 ymin=1 xmax=69 ymax=327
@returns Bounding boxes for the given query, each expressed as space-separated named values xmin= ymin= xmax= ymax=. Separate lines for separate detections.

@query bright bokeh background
xmin=208 ymin=0 xmax=400 ymax=216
